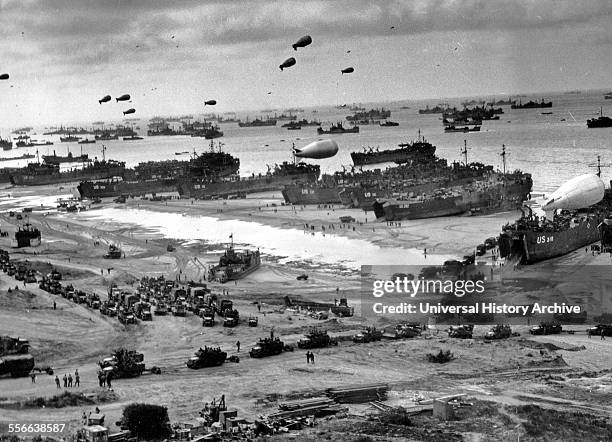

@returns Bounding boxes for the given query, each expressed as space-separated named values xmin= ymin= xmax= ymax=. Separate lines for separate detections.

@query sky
xmin=0 ymin=0 xmax=611 ymax=128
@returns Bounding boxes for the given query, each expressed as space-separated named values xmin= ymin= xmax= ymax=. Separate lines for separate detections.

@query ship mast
xmin=500 ymin=144 xmax=507 ymax=175
xmin=461 ymin=140 xmax=468 ymax=165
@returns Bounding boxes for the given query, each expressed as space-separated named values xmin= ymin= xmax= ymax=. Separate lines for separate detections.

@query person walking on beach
xmin=236 ymin=341 xmax=241 ymax=352
xmin=306 ymin=351 xmax=311 ymax=364
xmin=30 ymin=372 xmax=36 ymax=383
xmin=602 ymin=330 xmax=606 ymax=340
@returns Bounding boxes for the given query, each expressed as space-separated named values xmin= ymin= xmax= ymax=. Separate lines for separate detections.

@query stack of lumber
xmin=326 ymin=383 xmax=388 ymax=403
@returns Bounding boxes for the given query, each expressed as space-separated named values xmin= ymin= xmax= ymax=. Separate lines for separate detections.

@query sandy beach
xmin=0 ymin=183 xmax=610 ymax=439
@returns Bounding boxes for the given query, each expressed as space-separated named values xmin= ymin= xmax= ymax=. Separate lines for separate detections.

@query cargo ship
xmin=317 ymin=123 xmax=359 ymax=134
xmin=346 ymin=108 xmax=391 ymax=122
xmin=42 ymin=150 xmax=89 ymax=164
xmin=444 ymin=125 xmax=481 ymax=133
xmin=190 ymin=125 xmax=223 ymax=139
xmin=350 ymin=134 xmax=436 ymax=166
xmin=177 ymin=161 xmax=320 ymax=199
xmin=281 ymin=119 xmax=321 ymax=128
xmin=586 ymin=108 xmax=612 ymax=128
xmin=10 ymin=159 xmax=126 ymax=186
xmin=59 ymin=135 xmax=81 ymax=142
xmin=238 ymin=117 xmax=277 ymax=127
xmin=208 ymin=243 xmax=261 ymax=283
xmin=418 ymin=105 xmax=446 ymax=114
xmin=511 ymin=99 xmax=552 ymax=109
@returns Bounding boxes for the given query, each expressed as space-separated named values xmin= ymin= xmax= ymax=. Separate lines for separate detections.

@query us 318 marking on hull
xmin=536 ymin=236 xmax=554 ymax=244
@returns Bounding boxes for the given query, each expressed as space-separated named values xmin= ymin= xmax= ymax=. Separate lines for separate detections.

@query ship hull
xmin=10 ymin=166 xmax=125 ymax=186
xmin=350 ymin=144 xmax=436 ymax=166
xmin=78 ymin=178 xmax=178 ymax=198
xmin=178 ymin=172 xmax=317 ymax=199
xmin=282 ymin=186 xmax=343 ymax=205
xmin=373 ymin=179 xmax=531 ymax=221
xmin=500 ymin=218 xmax=601 ymax=264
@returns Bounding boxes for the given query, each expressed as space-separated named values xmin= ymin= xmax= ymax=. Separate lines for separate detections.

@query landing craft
xmin=116 ymin=94 xmax=131 ymax=102
xmin=292 ymin=35 xmax=312 ymax=51
xmin=204 ymin=100 xmax=216 ymax=106
xmin=294 ymin=139 xmax=338 ymax=159
xmin=341 ymin=67 xmax=354 ymax=74
xmin=0 ymin=73 xmax=9 ymax=80
xmin=279 ymin=57 xmax=296 ymax=71
xmin=541 ymin=173 xmax=604 ymax=212
xmin=123 ymin=108 xmax=136 ymax=115
xmin=98 ymin=95 xmax=111 ymax=104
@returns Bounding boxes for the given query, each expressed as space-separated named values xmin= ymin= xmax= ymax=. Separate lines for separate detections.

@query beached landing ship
xmin=373 ymin=170 xmax=532 ymax=220
xmin=350 ymin=133 xmax=436 ymax=166
xmin=78 ymin=141 xmax=240 ymax=199
xmin=372 ymin=145 xmax=532 ymax=220
xmin=208 ymin=243 xmax=261 ymax=283
xmin=177 ymin=161 xmax=320 ymax=200
xmin=498 ymin=173 xmax=612 ymax=264
xmin=10 ymin=158 xmax=126 ymax=186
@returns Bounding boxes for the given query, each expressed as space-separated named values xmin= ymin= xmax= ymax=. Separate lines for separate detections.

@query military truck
xmin=118 ymin=307 xmax=136 ymax=325
xmin=587 ymin=324 xmax=612 ymax=337
xmin=0 ymin=336 xmax=34 ymax=378
xmin=448 ymin=324 xmax=474 ymax=339
xmin=352 ymin=327 xmax=383 ymax=343
xmin=0 ymin=354 xmax=35 ymax=377
xmin=172 ymin=303 xmax=186 ymax=316
xmin=104 ymin=244 xmax=122 ymax=259
xmin=485 ymin=324 xmax=512 ymax=340
xmin=530 ymin=321 xmax=562 ymax=335
xmin=186 ymin=347 xmax=227 ymax=369
xmin=86 ymin=293 xmax=102 ymax=309
xmin=297 ymin=329 xmax=338 ymax=349
xmin=249 ymin=337 xmax=292 ymax=358
xmin=201 ymin=307 xmax=215 ymax=327
xmin=0 ymin=336 xmax=30 ymax=355
xmin=330 ymin=298 xmax=354 ymax=317
xmin=134 ymin=302 xmax=153 ymax=321
xmin=154 ymin=301 xmax=169 ymax=316
xmin=98 ymin=349 xmax=145 ymax=378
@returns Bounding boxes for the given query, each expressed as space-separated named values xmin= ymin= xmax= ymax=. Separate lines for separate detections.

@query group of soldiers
xmin=97 ymin=370 xmax=114 ymax=388
xmin=54 ymin=370 xmax=80 ymax=388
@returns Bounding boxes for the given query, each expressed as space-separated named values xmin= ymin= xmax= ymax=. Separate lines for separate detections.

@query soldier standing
xmin=55 ymin=375 xmax=61 ymax=388
xmin=306 ymin=351 xmax=311 ymax=364
xmin=75 ymin=372 xmax=80 ymax=387
xmin=63 ymin=374 xmax=68 ymax=387
xmin=68 ymin=373 xmax=73 ymax=387
xmin=236 ymin=341 xmax=241 ymax=352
